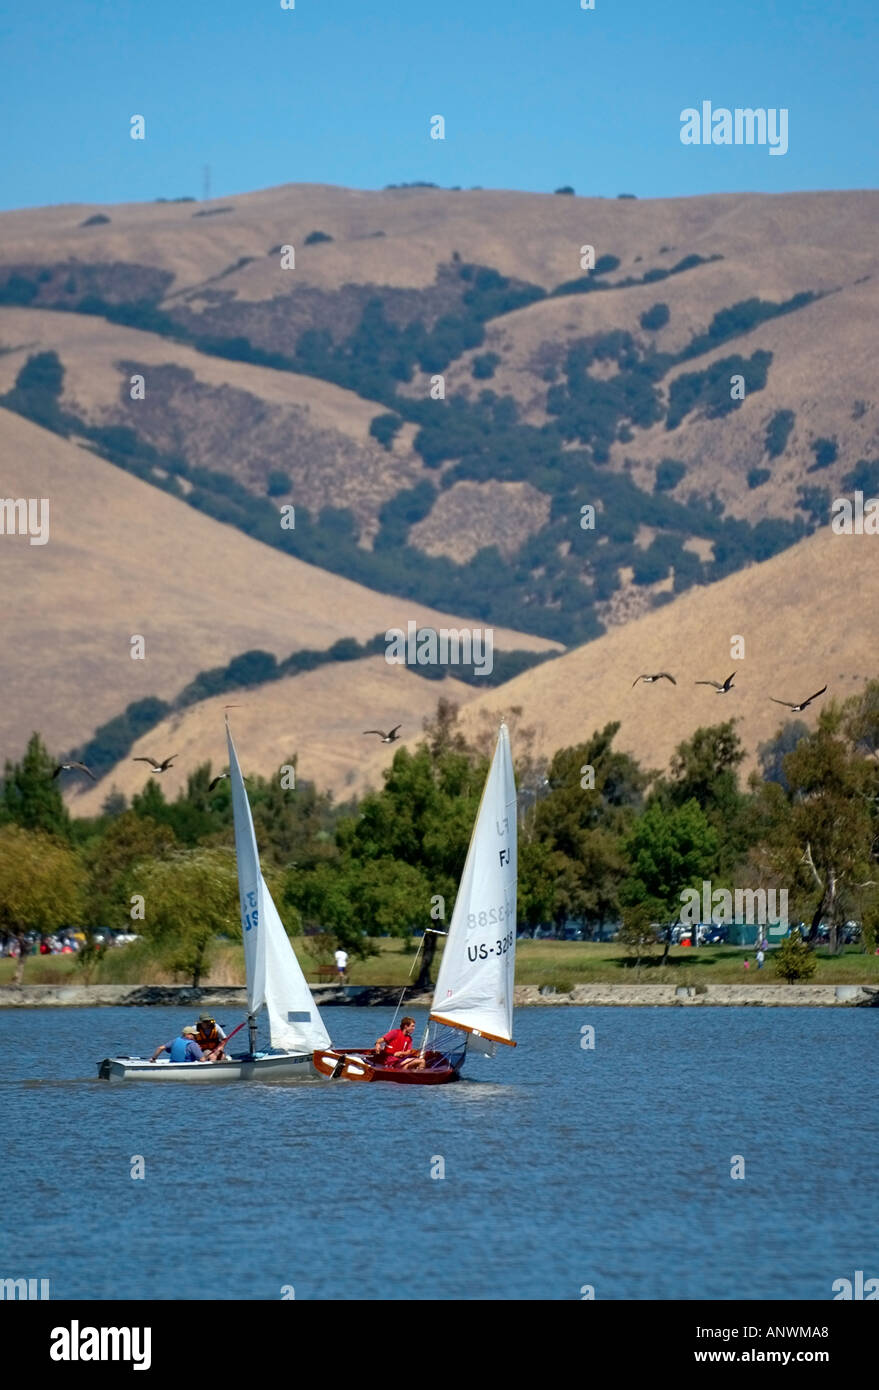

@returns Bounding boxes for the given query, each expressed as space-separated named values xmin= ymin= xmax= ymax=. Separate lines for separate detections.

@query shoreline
xmin=0 ymin=983 xmax=876 ymax=1008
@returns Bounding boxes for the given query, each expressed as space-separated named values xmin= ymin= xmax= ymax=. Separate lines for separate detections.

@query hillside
xmin=450 ymin=523 xmax=878 ymax=780
xmin=1 ymin=185 xmax=877 ymax=647
xmin=0 ymin=409 xmax=557 ymax=772
xmin=70 ymin=658 xmax=476 ymax=815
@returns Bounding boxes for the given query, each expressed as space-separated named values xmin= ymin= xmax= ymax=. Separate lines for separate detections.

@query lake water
xmin=0 ymin=1005 xmax=874 ymax=1301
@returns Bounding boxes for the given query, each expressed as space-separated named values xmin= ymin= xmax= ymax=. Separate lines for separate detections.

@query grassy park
xmin=3 ymin=937 xmax=878 ymax=990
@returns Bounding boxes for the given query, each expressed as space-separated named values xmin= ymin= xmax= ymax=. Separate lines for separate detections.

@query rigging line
xmin=387 ymin=933 xmax=426 ymax=1032
xmin=388 ymin=926 xmax=447 ymax=1032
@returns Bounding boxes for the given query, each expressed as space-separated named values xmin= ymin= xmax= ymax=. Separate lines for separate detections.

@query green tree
xmin=0 ymin=825 xmax=86 ymax=980
xmin=1 ymin=733 xmax=71 ymax=839
xmin=655 ymin=721 xmax=749 ymax=872
xmin=530 ymin=724 xmax=646 ymax=932
xmin=617 ymin=904 xmax=659 ymax=978
xmin=773 ymin=929 xmax=817 ymax=983
xmin=82 ymin=811 xmax=177 ymax=928
xmin=133 ymin=848 xmax=241 ymax=986
xmin=622 ymin=799 xmax=719 ymax=960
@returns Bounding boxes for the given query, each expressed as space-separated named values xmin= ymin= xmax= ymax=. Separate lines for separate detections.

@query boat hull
xmin=312 ymin=1048 xmax=460 ymax=1084
xmin=97 ymin=1052 xmax=315 ymax=1083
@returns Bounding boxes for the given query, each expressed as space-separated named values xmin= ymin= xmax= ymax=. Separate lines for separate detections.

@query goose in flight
xmin=632 ymin=672 xmax=676 ymax=687
xmin=363 ymin=725 xmax=402 ymax=743
xmin=207 ymin=771 xmax=251 ymax=791
xmin=695 ymin=672 xmax=736 ymax=694
xmin=52 ymin=761 xmax=96 ymax=781
xmin=770 ymin=685 xmax=827 ymax=712
xmin=132 ymin=754 xmax=178 ymax=773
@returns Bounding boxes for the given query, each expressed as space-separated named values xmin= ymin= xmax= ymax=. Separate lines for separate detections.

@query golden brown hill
xmin=1 ymin=185 xmax=875 ymax=298
xmin=0 ymin=409 xmax=558 ymax=768
xmin=447 ymin=523 xmax=878 ymax=780
xmin=2 ymin=186 xmax=876 ymax=572
xmin=70 ymin=658 xmax=476 ymax=815
xmin=0 ymin=306 xmax=425 ymax=542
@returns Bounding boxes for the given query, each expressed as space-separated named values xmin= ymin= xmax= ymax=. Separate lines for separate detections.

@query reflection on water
xmin=0 ymin=1004 xmax=875 ymax=1300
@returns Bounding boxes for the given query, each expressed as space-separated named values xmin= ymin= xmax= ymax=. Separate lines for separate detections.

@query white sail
xmin=227 ymin=725 xmax=330 ymax=1052
xmin=429 ymin=722 xmax=517 ymax=1045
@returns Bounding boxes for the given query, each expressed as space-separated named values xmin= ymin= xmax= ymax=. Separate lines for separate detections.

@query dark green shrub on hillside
xmin=80 ymin=214 xmax=111 ymax=227
xmin=654 ymin=459 xmax=687 ymax=492
xmin=374 ymin=480 xmax=437 ymax=550
xmin=267 ymin=470 xmax=292 ymax=497
xmin=809 ymin=436 xmax=838 ymax=471
xmin=747 ymin=467 xmax=771 ymax=489
xmin=640 ymin=302 xmax=669 ymax=331
xmin=666 ymin=351 xmax=772 ymax=430
xmin=304 ymin=230 xmax=333 ymax=245
xmin=842 ymin=458 xmax=879 ymax=493
xmin=0 ymin=350 xmax=72 ymax=433
xmin=224 ymin=650 xmax=278 ymax=687
xmin=0 ymin=273 xmax=39 ymax=304
xmin=796 ymin=486 xmax=830 ymax=526
xmin=554 ymin=186 xmax=575 ymax=194
xmin=765 ymin=409 xmax=795 ymax=458
xmin=472 ymin=352 xmax=500 ymax=380
xmin=369 ymin=412 xmax=404 ymax=450
xmin=682 ymin=293 xmax=815 ymax=361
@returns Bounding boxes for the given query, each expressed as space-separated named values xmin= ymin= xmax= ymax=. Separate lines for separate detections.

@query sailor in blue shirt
xmin=149 ymin=1025 xmax=205 ymax=1063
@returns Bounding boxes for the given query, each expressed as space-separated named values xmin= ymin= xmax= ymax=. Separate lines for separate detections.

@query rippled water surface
xmin=0 ymin=1005 xmax=874 ymax=1300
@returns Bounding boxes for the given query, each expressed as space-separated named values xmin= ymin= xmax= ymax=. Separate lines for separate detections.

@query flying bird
xmin=52 ymin=761 xmax=96 ymax=781
xmin=363 ymin=725 xmax=402 ymax=743
xmin=132 ymin=754 xmax=178 ymax=773
xmin=632 ymin=672 xmax=676 ymax=687
xmin=770 ymin=685 xmax=827 ymax=712
xmin=208 ymin=771 xmax=251 ymax=791
xmin=695 ymin=673 xmax=736 ymax=694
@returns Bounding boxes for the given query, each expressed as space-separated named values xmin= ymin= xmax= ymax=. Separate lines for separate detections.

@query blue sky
xmin=0 ymin=0 xmax=875 ymax=210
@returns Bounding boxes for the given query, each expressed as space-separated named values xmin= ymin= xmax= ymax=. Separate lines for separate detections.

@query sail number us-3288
xmin=468 ymin=927 xmax=514 ymax=961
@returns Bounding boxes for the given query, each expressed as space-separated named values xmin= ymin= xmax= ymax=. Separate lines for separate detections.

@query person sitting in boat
xmin=377 ymin=1017 xmax=426 ymax=1071
xmin=194 ymin=1012 xmax=227 ymax=1061
xmin=148 ymin=1025 xmax=206 ymax=1064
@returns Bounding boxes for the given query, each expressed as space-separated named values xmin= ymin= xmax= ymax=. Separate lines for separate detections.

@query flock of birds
xmin=49 ymin=683 xmax=828 ymax=787
xmin=51 ymin=725 xmax=405 ymax=785
xmin=631 ymin=670 xmax=828 ymax=712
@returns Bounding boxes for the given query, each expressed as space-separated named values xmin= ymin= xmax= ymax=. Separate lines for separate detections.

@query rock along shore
xmin=0 ymin=983 xmax=876 ymax=1008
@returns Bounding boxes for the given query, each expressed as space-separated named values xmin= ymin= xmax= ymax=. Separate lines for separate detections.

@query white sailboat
xmin=313 ymin=721 xmax=517 ymax=1084
xmin=98 ymin=720 xmax=330 ymax=1082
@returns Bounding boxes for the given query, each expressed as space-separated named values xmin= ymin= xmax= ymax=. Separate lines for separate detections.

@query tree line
xmin=2 ymin=687 xmax=878 ymax=988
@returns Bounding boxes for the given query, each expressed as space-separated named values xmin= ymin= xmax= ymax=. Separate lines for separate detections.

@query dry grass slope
xmin=449 ymin=524 xmax=878 ymax=779
xmin=0 ymin=410 xmax=557 ymax=768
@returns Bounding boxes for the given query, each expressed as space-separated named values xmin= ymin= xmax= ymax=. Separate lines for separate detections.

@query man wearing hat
xmin=149 ymin=1026 xmax=205 ymax=1064
xmin=194 ymin=1012 xmax=227 ymax=1061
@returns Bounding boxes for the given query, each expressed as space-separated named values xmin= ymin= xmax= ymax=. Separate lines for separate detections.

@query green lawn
xmin=3 ymin=939 xmax=877 ymax=988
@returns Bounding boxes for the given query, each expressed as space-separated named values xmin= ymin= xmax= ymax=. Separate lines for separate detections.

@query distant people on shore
xmin=334 ymin=947 xmax=349 ymax=982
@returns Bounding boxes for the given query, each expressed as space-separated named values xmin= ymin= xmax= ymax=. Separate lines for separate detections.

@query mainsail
xmin=429 ymin=722 xmax=517 ymax=1045
xmin=227 ymin=724 xmax=330 ymax=1053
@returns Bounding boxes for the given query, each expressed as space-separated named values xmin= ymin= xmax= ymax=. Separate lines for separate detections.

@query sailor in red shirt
xmin=377 ymin=1017 xmax=416 ymax=1065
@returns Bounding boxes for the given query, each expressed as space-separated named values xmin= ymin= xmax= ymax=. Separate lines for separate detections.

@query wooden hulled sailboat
xmin=98 ymin=720 xmax=331 ymax=1082
xmin=313 ymin=722 xmax=517 ymax=1084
